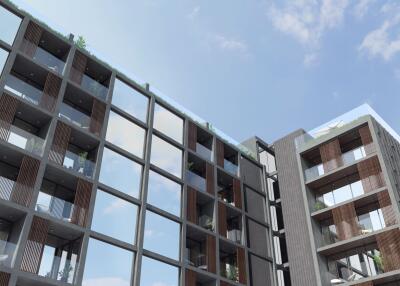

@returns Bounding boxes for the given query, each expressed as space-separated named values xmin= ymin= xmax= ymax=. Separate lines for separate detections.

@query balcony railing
xmin=38 ymin=252 xmax=78 ymax=284
xmin=21 ymin=40 xmax=65 ymax=74
xmin=186 ymin=170 xmax=206 ymax=192
xmin=304 ymin=144 xmax=372 ymax=182
xmin=59 ymin=103 xmax=91 ymax=130
xmin=0 ymin=239 xmax=16 ymax=268
xmin=196 ymin=143 xmax=212 ymax=161
xmin=227 ymin=229 xmax=242 ymax=243
xmin=70 ymin=67 xmax=108 ymax=101
xmin=198 ymin=215 xmax=214 ymax=231
xmin=36 ymin=191 xmax=80 ymax=223
xmin=218 ymin=188 xmax=234 ymax=206
xmin=63 ymin=150 xmax=95 ymax=178
xmin=0 ymin=176 xmax=15 ymax=202
xmin=224 ymin=159 xmax=238 ymax=176
xmin=221 ymin=263 xmax=239 ymax=282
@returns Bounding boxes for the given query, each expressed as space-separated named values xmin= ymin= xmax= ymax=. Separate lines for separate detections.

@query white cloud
xmin=353 ymin=0 xmax=375 ymax=19
xmin=83 ymin=277 xmax=129 ymax=286
xmin=212 ymin=34 xmax=248 ymax=53
xmin=103 ymin=198 xmax=130 ymax=215
xmin=187 ymin=6 xmax=200 ymax=20
xmin=303 ymin=53 xmax=319 ymax=66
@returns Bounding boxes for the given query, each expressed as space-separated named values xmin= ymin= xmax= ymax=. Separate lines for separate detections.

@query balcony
xmin=187 ymin=187 xmax=215 ymax=232
xmin=59 ymin=103 xmax=91 ymax=131
xmin=36 ymin=192 xmax=75 ymax=223
xmin=188 ymin=122 xmax=213 ymax=162
xmin=219 ymin=241 xmax=245 ymax=283
xmin=217 ymin=170 xmax=241 ymax=209
xmin=186 ymin=226 xmax=216 ymax=273
xmin=219 ymin=202 xmax=242 ymax=244
xmin=63 ymin=149 xmax=95 ymax=178
xmin=224 ymin=159 xmax=238 ymax=176
xmin=71 ymin=67 xmax=108 ymax=101
xmin=187 ymin=170 xmax=206 ymax=192
xmin=196 ymin=142 xmax=213 ymax=162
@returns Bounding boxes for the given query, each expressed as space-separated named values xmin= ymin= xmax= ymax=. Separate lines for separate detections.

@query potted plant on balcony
xmin=59 ymin=263 xmax=74 ymax=282
xmin=203 ymin=217 xmax=214 ymax=231
xmin=227 ymin=264 xmax=239 ymax=282
xmin=78 ymin=151 xmax=88 ymax=173
xmin=314 ymin=201 xmax=327 ymax=211
xmin=373 ymin=253 xmax=384 ymax=273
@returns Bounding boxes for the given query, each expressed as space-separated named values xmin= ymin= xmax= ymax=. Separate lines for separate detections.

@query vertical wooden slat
xmin=216 ymin=139 xmax=224 ymax=167
xmin=70 ymin=51 xmax=87 ymax=84
xmin=20 ymin=21 xmax=42 ymax=57
xmin=48 ymin=121 xmax=71 ymax=165
xmin=359 ymin=125 xmax=376 ymax=155
xmin=11 ymin=156 xmax=40 ymax=207
xmin=332 ymin=202 xmax=360 ymax=240
xmin=0 ymin=94 xmax=18 ymax=142
xmin=237 ymin=247 xmax=247 ymax=284
xmin=40 ymin=73 xmax=61 ymax=112
xmin=233 ymin=178 xmax=242 ymax=209
xmin=89 ymin=99 xmax=106 ymax=136
xmin=378 ymin=191 xmax=397 ymax=227
xmin=319 ymin=139 xmax=343 ymax=173
xmin=21 ymin=217 xmax=49 ymax=274
xmin=0 ymin=272 xmax=10 ymax=286
xmin=206 ymin=234 xmax=216 ymax=273
xmin=71 ymin=179 xmax=92 ymax=227
xmin=206 ymin=162 xmax=214 ymax=195
xmin=218 ymin=201 xmax=227 ymax=237
xmin=376 ymin=229 xmax=400 ymax=272
xmin=357 ymin=156 xmax=385 ymax=192
xmin=185 ymin=269 xmax=196 ymax=286
xmin=186 ymin=187 xmax=197 ymax=224
xmin=188 ymin=121 xmax=197 ymax=151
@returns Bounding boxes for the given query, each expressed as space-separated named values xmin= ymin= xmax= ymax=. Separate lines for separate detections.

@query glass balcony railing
xmin=187 ymin=251 xmax=207 ymax=270
xmin=0 ymin=239 xmax=17 ymax=268
xmin=36 ymin=191 xmax=79 ymax=223
xmin=38 ymin=250 xmax=78 ymax=284
xmin=59 ymin=103 xmax=91 ymax=130
xmin=0 ymin=176 xmax=16 ymax=202
xmin=186 ymin=170 xmax=206 ymax=192
xmin=227 ymin=229 xmax=242 ymax=243
xmin=221 ymin=263 xmax=239 ymax=282
xmin=218 ymin=188 xmax=235 ymax=206
xmin=70 ymin=67 xmax=108 ymax=101
xmin=304 ymin=144 xmax=372 ymax=182
xmin=196 ymin=143 xmax=212 ymax=161
xmin=224 ymin=159 xmax=238 ymax=176
xmin=63 ymin=150 xmax=95 ymax=178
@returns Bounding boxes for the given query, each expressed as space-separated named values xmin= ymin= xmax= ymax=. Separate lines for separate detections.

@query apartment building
xmin=0 ymin=1 xmax=275 ymax=286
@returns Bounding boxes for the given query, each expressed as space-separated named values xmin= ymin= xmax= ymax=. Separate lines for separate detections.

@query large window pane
xmin=153 ymin=104 xmax=183 ymax=143
xmin=91 ymin=190 xmax=138 ymax=244
xmin=147 ymin=170 xmax=181 ymax=216
xmin=106 ymin=111 xmax=145 ymax=158
xmin=150 ymin=135 xmax=182 ymax=178
xmin=99 ymin=148 xmax=142 ymax=198
xmin=143 ymin=211 xmax=180 ymax=260
xmin=83 ymin=238 xmax=133 ymax=286
xmin=0 ymin=48 xmax=8 ymax=75
xmin=112 ymin=79 xmax=148 ymax=122
xmin=0 ymin=6 xmax=21 ymax=45
xmin=140 ymin=256 xmax=179 ymax=286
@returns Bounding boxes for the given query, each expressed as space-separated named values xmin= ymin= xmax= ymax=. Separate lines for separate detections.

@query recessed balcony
xmin=186 ymin=225 xmax=216 ymax=273
xmin=187 ymin=187 xmax=215 ymax=232
xmin=188 ymin=122 xmax=213 ymax=162
xmin=219 ymin=240 xmax=246 ymax=284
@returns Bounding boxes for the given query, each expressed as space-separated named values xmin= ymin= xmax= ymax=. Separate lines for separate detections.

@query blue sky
xmin=17 ymin=0 xmax=400 ymax=143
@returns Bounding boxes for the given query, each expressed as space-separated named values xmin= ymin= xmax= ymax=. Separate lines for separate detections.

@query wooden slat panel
xmin=11 ymin=156 xmax=40 ymax=207
xmin=89 ymin=99 xmax=106 ymax=136
xmin=206 ymin=162 xmax=214 ymax=195
xmin=354 ymin=282 xmax=373 ymax=286
xmin=233 ymin=178 xmax=242 ymax=209
xmin=21 ymin=21 xmax=42 ymax=56
xmin=21 ymin=217 xmax=49 ymax=274
xmin=237 ymin=247 xmax=247 ymax=284
xmin=0 ymin=94 xmax=18 ymax=142
xmin=332 ymin=202 xmax=360 ymax=240
xmin=40 ymin=73 xmax=61 ymax=112
xmin=206 ymin=234 xmax=216 ymax=273
xmin=319 ymin=139 xmax=343 ymax=173
xmin=357 ymin=156 xmax=385 ymax=193
xmin=185 ymin=269 xmax=196 ymax=286
xmin=218 ymin=201 xmax=227 ymax=237
xmin=188 ymin=121 xmax=197 ymax=151
xmin=186 ymin=187 xmax=197 ymax=224
xmin=0 ymin=272 xmax=10 ymax=286
xmin=48 ymin=121 xmax=71 ymax=165
xmin=376 ymin=229 xmax=400 ymax=272
xmin=70 ymin=51 xmax=87 ymax=84
xmin=216 ymin=139 xmax=224 ymax=167
xmin=359 ymin=125 xmax=376 ymax=155
xmin=71 ymin=179 xmax=92 ymax=227
xmin=378 ymin=191 xmax=397 ymax=227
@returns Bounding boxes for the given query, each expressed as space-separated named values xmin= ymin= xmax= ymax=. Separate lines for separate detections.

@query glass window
xmin=143 ymin=211 xmax=180 ymax=260
xmin=106 ymin=111 xmax=146 ymax=158
xmin=112 ymin=79 xmax=149 ymax=122
xmin=147 ymin=170 xmax=181 ymax=216
xmin=351 ymin=181 xmax=364 ymax=197
xmin=99 ymin=148 xmax=142 ymax=198
xmin=91 ymin=190 xmax=138 ymax=244
xmin=0 ymin=6 xmax=21 ymax=45
xmin=140 ymin=256 xmax=179 ymax=286
xmin=150 ymin=135 xmax=182 ymax=178
xmin=83 ymin=238 xmax=133 ymax=286
xmin=332 ymin=185 xmax=352 ymax=204
xmin=153 ymin=103 xmax=183 ymax=143
xmin=0 ymin=48 xmax=8 ymax=75
xmin=323 ymin=192 xmax=335 ymax=206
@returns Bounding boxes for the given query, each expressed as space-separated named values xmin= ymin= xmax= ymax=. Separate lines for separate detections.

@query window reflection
xmin=83 ymin=238 xmax=133 ymax=286
xmin=91 ymin=190 xmax=138 ymax=244
xmin=112 ymin=79 xmax=149 ymax=122
xmin=0 ymin=6 xmax=21 ymax=45
xmin=150 ymin=135 xmax=182 ymax=178
xmin=106 ymin=111 xmax=145 ymax=158
xmin=143 ymin=211 xmax=180 ymax=260
xmin=0 ymin=48 xmax=8 ymax=75
xmin=99 ymin=148 xmax=142 ymax=198
xmin=147 ymin=170 xmax=181 ymax=216
xmin=140 ymin=256 xmax=179 ymax=286
xmin=153 ymin=104 xmax=183 ymax=144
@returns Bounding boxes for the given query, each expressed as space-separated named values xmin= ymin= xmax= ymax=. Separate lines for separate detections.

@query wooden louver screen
xmin=319 ymin=139 xmax=343 ymax=173
xmin=21 ymin=21 xmax=42 ymax=57
xmin=21 ymin=216 xmax=49 ymax=274
xmin=48 ymin=121 xmax=71 ymax=165
xmin=359 ymin=125 xmax=375 ymax=155
xmin=378 ymin=191 xmax=397 ymax=227
xmin=186 ymin=187 xmax=197 ymax=224
xmin=11 ymin=156 xmax=40 ymax=207
xmin=40 ymin=73 xmax=61 ymax=112
xmin=354 ymin=282 xmax=373 ymax=286
xmin=237 ymin=247 xmax=247 ymax=284
xmin=218 ymin=201 xmax=227 ymax=237
xmin=233 ymin=178 xmax=242 ymax=209
xmin=376 ymin=229 xmax=400 ymax=272
xmin=70 ymin=51 xmax=87 ymax=84
xmin=185 ymin=269 xmax=196 ymax=286
xmin=206 ymin=162 xmax=214 ymax=195
xmin=0 ymin=272 xmax=10 ymax=286
xmin=216 ymin=139 xmax=224 ymax=167
xmin=332 ymin=202 xmax=360 ymax=240
xmin=188 ymin=121 xmax=197 ymax=151
xmin=357 ymin=156 xmax=385 ymax=193
xmin=71 ymin=179 xmax=93 ymax=227
xmin=0 ymin=94 xmax=18 ymax=142
xmin=206 ymin=234 xmax=216 ymax=273
xmin=89 ymin=99 xmax=106 ymax=136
